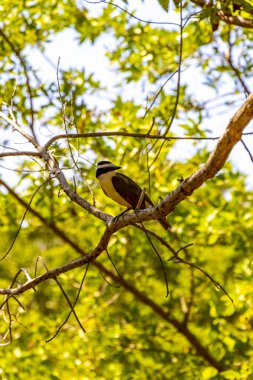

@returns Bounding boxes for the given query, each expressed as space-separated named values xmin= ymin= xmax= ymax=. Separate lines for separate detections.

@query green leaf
xmin=158 ymin=0 xmax=170 ymax=12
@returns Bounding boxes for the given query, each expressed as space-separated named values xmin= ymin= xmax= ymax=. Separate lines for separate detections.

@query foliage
xmin=0 ymin=0 xmax=253 ymax=379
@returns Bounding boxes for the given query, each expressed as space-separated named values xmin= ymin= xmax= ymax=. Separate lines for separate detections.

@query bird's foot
xmin=113 ymin=208 xmax=132 ymax=222
xmin=133 ymin=208 xmax=142 ymax=215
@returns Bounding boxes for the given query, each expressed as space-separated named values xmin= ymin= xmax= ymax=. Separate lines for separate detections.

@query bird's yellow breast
xmin=98 ymin=171 xmax=131 ymax=208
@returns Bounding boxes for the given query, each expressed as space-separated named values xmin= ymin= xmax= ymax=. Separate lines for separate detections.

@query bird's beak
xmin=113 ymin=166 xmax=121 ymax=170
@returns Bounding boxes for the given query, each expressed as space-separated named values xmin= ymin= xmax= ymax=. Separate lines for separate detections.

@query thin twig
xmin=140 ymin=223 xmax=169 ymax=297
xmin=171 ymin=255 xmax=235 ymax=308
xmin=106 ymin=249 xmax=123 ymax=283
xmin=148 ymin=0 xmax=184 ymax=169
xmin=0 ymin=151 xmax=41 ymax=158
xmin=83 ymin=0 xmax=180 ymax=27
xmin=143 ymin=70 xmax=179 ymax=119
xmin=46 ymin=276 xmax=86 ymax=343
xmin=226 ymin=28 xmax=251 ymax=96
xmin=0 ymin=178 xmax=53 ymax=261
xmin=136 ymin=188 xmax=146 ymax=209
xmin=0 ymin=29 xmax=37 ymax=139
xmin=241 ymin=138 xmax=253 ymax=163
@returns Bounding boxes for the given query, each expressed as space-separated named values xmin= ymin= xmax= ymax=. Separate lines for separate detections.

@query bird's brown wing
xmin=112 ymin=173 xmax=153 ymax=209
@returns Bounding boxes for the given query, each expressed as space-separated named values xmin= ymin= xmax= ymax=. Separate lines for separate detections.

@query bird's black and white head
xmin=96 ymin=160 xmax=121 ymax=178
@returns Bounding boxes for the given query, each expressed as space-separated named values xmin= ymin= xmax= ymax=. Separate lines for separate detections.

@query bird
xmin=96 ymin=160 xmax=170 ymax=230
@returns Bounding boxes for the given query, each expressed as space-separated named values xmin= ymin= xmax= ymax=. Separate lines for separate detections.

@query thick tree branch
xmin=1 ymin=94 xmax=253 ymax=231
xmin=158 ymin=92 xmax=253 ymax=215
xmin=217 ymin=11 xmax=253 ymax=29
xmin=190 ymin=0 xmax=253 ymax=29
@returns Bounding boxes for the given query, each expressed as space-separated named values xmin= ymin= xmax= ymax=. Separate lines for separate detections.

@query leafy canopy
xmin=0 ymin=0 xmax=253 ymax=379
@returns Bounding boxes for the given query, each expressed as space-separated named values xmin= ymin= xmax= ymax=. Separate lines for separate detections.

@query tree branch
xmin=217 ymin=11 xmax=253 ymax=29
xmin=1 ymin=94 xmax=253 ymax=231
xmin=158 ymin=92 xmax=253 ymax=215
xmin=42 ymin=132 xmax=216 ymax=150
xmin=0 ymin=111 xmax=40 ymax=150
xmin=0 ymin=151 xmax=41 ymax=158
xmin=226 ymin=29 xmax=251 ymax=96
xmin=0 ymin=111 xmax=111 ymax=223
xmin=190 ymin=0 xmax=253 ymax=29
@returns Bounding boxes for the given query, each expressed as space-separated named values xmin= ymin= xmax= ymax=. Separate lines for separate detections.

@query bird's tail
xmin=158 ymin=218 xmax=171 ymax=231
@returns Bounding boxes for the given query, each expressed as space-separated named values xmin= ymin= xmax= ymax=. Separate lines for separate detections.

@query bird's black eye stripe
xmin=96 ymin=167 xmax=115 ymax=177
xmin=97 ymin=160 xmax=111 ymax=166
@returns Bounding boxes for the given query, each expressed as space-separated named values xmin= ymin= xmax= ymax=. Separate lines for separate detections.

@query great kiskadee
xmin=96 ymin=160 xmax=170 ymax=230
